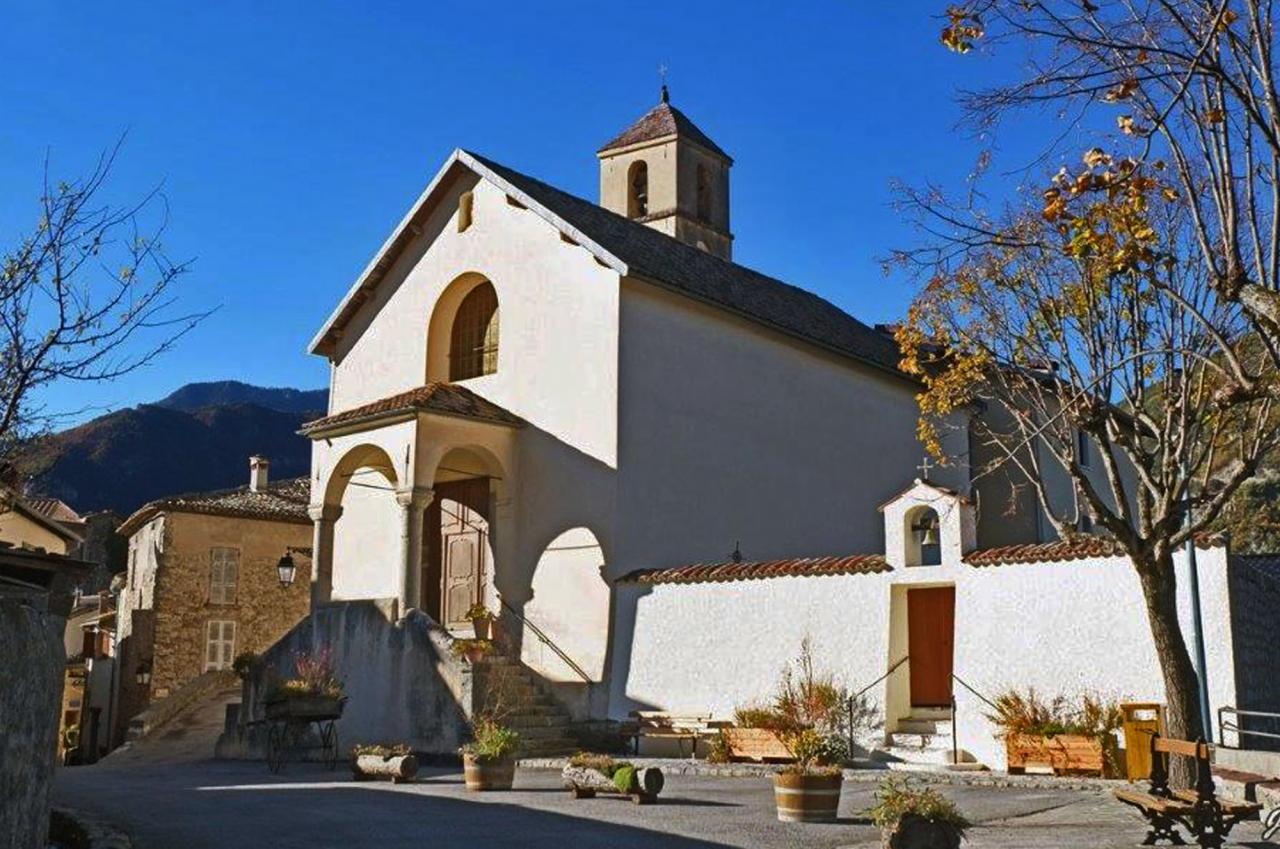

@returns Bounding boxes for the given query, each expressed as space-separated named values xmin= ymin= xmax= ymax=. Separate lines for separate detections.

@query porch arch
xmin=326 ymin=443 xmax=402 ymax=601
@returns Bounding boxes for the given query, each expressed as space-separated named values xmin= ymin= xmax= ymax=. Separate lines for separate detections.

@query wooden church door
xmin=907 ymin=586 xmax=955 ymax=707
xmin=425 ymin=477 xmax=490 ymax=629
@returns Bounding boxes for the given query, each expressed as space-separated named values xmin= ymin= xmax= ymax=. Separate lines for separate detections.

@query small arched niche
xmin=426 ymin=273 xmax=499 ymax=383
xmin=904 ymin=505 xmax=943 ymax=567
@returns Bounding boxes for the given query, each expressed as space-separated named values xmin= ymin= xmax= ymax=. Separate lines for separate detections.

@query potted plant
xmin=265 ymin=647 xmax=346 ymax=719
xmin=987 ymin=688 xmax=1121 ymax=776
xmin=773 ymin=729 xmax=844 ymax=823
xmin=869 ymin=776 xmax=970 ymax=849
xmin=450 ymin=637 xmax=493 ymax=664
xmin=460 ymin=718 xmax=520 ymax=790
xmin=232 ymin=651 xmax=258 ymax=681
xmin=466 ymin=603 xmax=495 ymax=640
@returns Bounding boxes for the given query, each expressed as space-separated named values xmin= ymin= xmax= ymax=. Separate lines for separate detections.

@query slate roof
xmin=619 ymin=554 xmax=891 ymax=585
xmin=300 ymin=383 xmax=523 ymax=436
xmin=466 ymin=152 xmax=907 ymax=377
xmin=117 ymin=477 xmax=312 ymax=537
xmin=598 ymin=97 xmax=731 ymax=160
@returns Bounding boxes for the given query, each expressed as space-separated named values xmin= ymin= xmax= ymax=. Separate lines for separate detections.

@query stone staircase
xmin=477 ymin=655 xmax=579 ymax=757
xmin=872 ymin=710 xmax=985 ymax=772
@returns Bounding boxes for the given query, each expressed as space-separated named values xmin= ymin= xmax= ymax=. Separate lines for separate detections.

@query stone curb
xmin=51 ymin=807 xmax=133 ymax=849
xmin=516 ymin=757 xmax=1126 ymax=792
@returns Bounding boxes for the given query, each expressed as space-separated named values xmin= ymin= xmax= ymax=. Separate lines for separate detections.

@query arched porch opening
xmin=420 ymin=445 xmax=504 ymax=629
xmin=326 ymin=444 xmax=401 ymax=601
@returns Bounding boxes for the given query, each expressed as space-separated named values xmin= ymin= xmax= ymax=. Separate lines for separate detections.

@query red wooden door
xmin=907 ymin=586 xmax=955 ymax=707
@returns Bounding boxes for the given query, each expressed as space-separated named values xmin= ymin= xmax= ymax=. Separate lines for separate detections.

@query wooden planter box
xmin=462 ymin=753 xmax=515 ymax=791
xmin=265 ymin=695 xmax=345 ymax=721
xmin=1006 ymin=733 xmax=1104 ymax=776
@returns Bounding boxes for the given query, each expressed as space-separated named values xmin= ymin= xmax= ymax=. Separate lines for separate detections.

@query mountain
xmin=24 ymin=383 xmax=327 ymax=516
xmin=155 ymin=380 xmax=328 ymax=414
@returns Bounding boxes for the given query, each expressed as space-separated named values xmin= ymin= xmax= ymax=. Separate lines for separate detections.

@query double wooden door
xmin=907 ymin=586 xmax=956 ymax=707
xmin=424 ymin=477 xmax=490 ymax=629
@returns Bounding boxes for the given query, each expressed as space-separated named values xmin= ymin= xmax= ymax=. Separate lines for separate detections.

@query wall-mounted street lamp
xmin=135 ymin=661 xmax=152 ymax=687
xmin=276 ymin=549 xmax=297 ymax=588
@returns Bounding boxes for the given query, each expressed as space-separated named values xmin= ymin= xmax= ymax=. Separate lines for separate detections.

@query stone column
xmin=308 ymin=503 xmax=342 ymax=609
xmin=395 ymin=487 xmax=434 ymax=616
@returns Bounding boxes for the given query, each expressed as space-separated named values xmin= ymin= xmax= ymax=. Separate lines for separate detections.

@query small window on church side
xmin=696 ymin=163 xmax=712 ymax=222
xmin=628 ymin=161 xmax=648 ymax=219
xmin=450 ymin=281 xmax=499 ymax=381
xmin=458 ymin=191 xmax=474 ymax=232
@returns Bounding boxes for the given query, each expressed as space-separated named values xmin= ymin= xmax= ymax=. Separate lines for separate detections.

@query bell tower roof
xmin=598 ymin=91 xmax=731 ymax=162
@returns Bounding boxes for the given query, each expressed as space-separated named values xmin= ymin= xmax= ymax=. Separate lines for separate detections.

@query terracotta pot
xmin=773 ymin=772 xmax=843 ymax=823
xmin=463 ymin=753 xmax=515 ymax=791
xmin=472 ymin=617 xmax=492 ymax=640
xmin=884 ymin=814 xmax=963 ymax=849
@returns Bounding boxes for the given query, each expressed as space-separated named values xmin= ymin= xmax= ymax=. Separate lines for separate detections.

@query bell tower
xmin=597 ymin=86 xmax=734 ymax=260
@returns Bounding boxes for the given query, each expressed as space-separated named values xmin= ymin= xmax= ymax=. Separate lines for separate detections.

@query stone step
xmin=504 ymin=712 xmax=572 ymax=727
xmin=888 ymin=732 xmax=953 ymax=750
xmin=896 ymin=719 xmax=946 ymax=735
xmin=520 ymin=738 xmax=579 ymax=756
xmin=509 ymin=724 xmax=576 ymax=740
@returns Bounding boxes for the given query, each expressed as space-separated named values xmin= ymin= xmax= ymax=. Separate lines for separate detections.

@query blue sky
xmin=2 ymin=2 xmax=1066 ymax=425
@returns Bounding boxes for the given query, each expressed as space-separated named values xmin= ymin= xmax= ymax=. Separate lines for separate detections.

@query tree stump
xmin=561 ymin=764 xmax=664 ymax=802
xmin=351 ymin=753 xmax=419 ymax=783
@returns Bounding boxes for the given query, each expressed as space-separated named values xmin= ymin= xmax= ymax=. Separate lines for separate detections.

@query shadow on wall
xmin=227 ymin=600 xmax=474 ymax=756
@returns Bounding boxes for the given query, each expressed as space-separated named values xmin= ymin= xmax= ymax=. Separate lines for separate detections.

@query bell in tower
xmin=597 ymin=86 xmax=734 ymax=260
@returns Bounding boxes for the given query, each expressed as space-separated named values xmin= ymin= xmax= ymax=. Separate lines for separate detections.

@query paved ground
xmin=56 ymin=758 xmax=1272 ymax=848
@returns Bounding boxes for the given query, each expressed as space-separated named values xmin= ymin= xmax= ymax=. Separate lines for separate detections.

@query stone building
xmin=114 ymin=457 xmax=312 ymax=744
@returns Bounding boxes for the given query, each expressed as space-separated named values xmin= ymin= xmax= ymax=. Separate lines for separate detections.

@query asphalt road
xmin=55 ymin=759 xmax=1270 ymax=848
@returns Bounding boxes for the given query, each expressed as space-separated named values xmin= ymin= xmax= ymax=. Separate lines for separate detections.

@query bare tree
xmin=939 ymin=0 xmax=1280 ymax=371
xmin=0 ymin=141 xmax=207 ymax=490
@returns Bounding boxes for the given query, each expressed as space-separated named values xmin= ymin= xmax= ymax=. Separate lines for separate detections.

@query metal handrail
xmin=497 ymin=594 xmax=593 ymax=685
xmin=1218 ymin=705 xmax=1280 ymax=747
xmin=852 ymin=655 xmax=910 ymax=702
xmin=951 ymin=672 xmax=1000 ymax=713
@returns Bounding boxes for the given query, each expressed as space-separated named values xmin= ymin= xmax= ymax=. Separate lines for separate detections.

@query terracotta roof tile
xmin=301 ymin=383 xmax=523 ymax=436
xmin=118 ymin=477 xmax=312 ymax=538
xmin=964 ymin=532 xmax=1226 ymax=567
xmin=23 ymin=497 xmax=83 ymax=524
xmin=599 ymin=100 xmax=730 ymax=160
xmin=619 ymin=554 xmax=890 ymax=586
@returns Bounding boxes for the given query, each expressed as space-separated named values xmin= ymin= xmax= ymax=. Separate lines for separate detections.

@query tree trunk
xmin=1136 ymin=552 xmax=1204 ymax=788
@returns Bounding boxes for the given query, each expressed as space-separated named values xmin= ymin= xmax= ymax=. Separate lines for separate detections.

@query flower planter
xmin=472 ymin=617 xmax=492 ymax=640
xmin=884 ymin=814 xmax=964 ymax=849
xmin=1006 ymin=733 xmax=1103 ymax=776
xmin=351 ymin=753 xmax=419 ymax=783
xmin=265 ymin=694 xmax=345 ymax=721
xmin=773 ymin=772 xmax=843 ymax=823
xmin=463 ymin=753 xmax=515 ymax=791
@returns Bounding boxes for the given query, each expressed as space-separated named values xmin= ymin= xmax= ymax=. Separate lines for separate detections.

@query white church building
xmin=236 ymin=91 xmax=1279 ymax=769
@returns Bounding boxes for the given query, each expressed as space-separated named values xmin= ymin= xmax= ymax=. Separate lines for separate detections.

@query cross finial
xmin=729 ymin=540 xmax=742 ymax=563
xmin=658 ymin=63 xmax=670 ymax=103
xmin=917 ymin=456 xmax=934 ymax=480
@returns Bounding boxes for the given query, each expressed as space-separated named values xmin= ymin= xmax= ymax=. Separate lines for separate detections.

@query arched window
xmin=449 ymin=282 xmax=499 ymax=381
xmin=696 ymin=164 xmax=712 ymax=222
xmin=628 ymin=161 xmax=649 ymax=219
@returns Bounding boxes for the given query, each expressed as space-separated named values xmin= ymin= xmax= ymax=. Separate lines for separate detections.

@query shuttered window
xmin=209 ymin=547 xmax=239 ymax=605
xmin=449 ymin=282 xmax=499 ymax=381
xmin=205 ymin=620 xmax=236 ymax=671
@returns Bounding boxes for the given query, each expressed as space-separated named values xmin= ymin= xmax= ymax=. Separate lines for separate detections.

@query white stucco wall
xmin=331 ymin=478 xmax=401 ymax=601
xmin=519 ymin=527 xmax=610 ymax=683
xmin=614 ymin=546 xmax=1238 ymax=771
xmin=614 ymin=281 xmax=970 ymax=574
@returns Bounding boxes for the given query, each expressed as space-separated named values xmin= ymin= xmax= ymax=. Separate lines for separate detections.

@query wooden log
xmin=561 ymin=764 xmax=664 ymax=799
xmin=351 ymin=753 xmax=419 ymax=783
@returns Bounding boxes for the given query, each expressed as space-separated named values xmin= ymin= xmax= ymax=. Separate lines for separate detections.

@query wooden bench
xmin=620 ymin=711 xmax=730 ymax=759
xmin=1113 ymin=733 xmax=1260 ymax=847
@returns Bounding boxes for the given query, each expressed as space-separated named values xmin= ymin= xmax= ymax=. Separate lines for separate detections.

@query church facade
xmin=248 ymin=93 xmax=1277 ymax=767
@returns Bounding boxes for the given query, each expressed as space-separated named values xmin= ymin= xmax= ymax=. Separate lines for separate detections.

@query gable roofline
xmin=3 ymin=491 xmax=84 ymax=545
xmin=309 ymin=149 xmax=628 ymax=357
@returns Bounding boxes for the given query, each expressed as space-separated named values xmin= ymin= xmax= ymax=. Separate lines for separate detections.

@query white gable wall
xmin=613 ymin=280 xmax=969 ymax=572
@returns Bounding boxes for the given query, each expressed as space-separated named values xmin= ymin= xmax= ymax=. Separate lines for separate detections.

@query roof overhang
xmin=308 ymin=149 xmax=629 ymax=358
